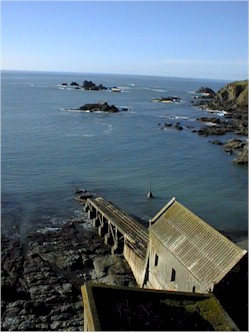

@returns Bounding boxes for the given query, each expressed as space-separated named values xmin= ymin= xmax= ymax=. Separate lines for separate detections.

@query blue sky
xmin=1 ymin=1 xmax=248 ymax=80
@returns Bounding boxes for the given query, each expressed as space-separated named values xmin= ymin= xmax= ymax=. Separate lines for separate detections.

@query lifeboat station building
xmin=141 ymin=197 xmax=247 ymax=294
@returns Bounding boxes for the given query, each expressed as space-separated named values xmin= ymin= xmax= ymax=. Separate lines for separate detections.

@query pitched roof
xmin=149 ymin=197 xmax=247 ymax=290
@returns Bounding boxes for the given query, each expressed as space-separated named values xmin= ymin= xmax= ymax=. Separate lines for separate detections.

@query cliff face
xmin=191 ymin=80 xmax=248 ymax=164
xmin=215 ymin=80 xmax=248 ymax=107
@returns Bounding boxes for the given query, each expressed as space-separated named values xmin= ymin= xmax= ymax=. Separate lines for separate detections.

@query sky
xmin=1 ymin=1 xmax=248 ymax=80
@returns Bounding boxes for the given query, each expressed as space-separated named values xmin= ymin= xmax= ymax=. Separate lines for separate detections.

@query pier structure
xmin=79 ymin=195 xmax=247 ymax=331
xmin=83 ymin=196 xmax=148 ymax=285
xmin=80 ymin=195 xmax=246 ymax=294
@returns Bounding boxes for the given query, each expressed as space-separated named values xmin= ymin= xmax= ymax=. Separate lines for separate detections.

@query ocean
xmin=1 ymin=70 xmax=248 ymax=240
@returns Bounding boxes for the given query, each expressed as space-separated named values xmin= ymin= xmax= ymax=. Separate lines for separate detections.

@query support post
xmin=104 ymin=232 xmax=113 ymax=246
xmin=87 ymin=207 xmax=96 ymax=219
xmin=98 ymin=220 xmax=108 ymax=237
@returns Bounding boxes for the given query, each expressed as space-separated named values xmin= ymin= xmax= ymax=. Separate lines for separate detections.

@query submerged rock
xmin=152 ymin=96 xmax=181 ymax=103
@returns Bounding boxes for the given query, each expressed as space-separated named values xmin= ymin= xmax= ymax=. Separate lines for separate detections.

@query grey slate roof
xmin=149 ymin=197 xmax=246 ymax=290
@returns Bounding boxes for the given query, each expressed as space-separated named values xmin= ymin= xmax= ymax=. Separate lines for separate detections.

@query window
xmin=171 ymin=268 xmax=176 ymax=281
xmin=154 ymin=254 xmax=159 ymax=266
xmin=192 ymin=286 xmax=196 ymax=293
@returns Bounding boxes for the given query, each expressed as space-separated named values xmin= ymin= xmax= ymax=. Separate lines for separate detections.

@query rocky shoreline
xmin=191 ymin=81 xmax=248 ymax=164
xmin=1 ymin=219 xmax=136 ymax=331
xmin=2 ymin=209 xmax=248 ymax=331
xmin=160 ymin=81 xmax=248 ymax=164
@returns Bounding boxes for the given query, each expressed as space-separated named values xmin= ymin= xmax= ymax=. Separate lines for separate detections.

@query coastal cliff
xmin=214 ymin=80 xmax=248 ymax=108
xmin=193 ymin=80 xmax=248 ymax=164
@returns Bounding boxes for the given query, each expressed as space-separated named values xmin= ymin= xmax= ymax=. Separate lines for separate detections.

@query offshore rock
xmin=70 ymin=82 xmax=80 ymax=86
xmin=82 ymin=80 xmax=107 ymax=90
xmin=78 ymin=102 xmax=119 ymax=113
xmin=195 ymin=87 xmax=216 ymax=97
xmin=1 ymin=221 xmax=136 ymax=331
xmin=160 ymin=122 xmax=183 ymax=131
xmin=152 ymin=96 xmax=181 ymax=103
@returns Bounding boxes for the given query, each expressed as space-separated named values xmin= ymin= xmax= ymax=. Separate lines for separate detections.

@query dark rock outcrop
xmin=152 ymin=96 xmax=181 ymax=103
xmin=195 ymin=87 xmax=216 ymax=98
xmin=160 ymin=122 xmax=183 ymax=131
xmin=191 ymin=80 xmax=248 ymax=163
xmin=82 ymin=80 xmax=107 ymax=91
xmin=70 ymin=82 xmax=80 ymax=87
xmin=233 ymin=142 xmax=248 ymax=164
xmin=78 ymin=102 xmax=118 ymax=113
xmin=1 ymin=220 xmax=136 ymax=331
xmin=223 ymin=139 xmax=248 ymax=164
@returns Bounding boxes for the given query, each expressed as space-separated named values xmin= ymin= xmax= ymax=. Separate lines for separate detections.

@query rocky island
xmin=59 ymin=80 xmax=108 ymax=90
xmin=82 ymin=80 xmax=107 ymax=91
xmin=75 ymin=102 xmax=119 ymax=113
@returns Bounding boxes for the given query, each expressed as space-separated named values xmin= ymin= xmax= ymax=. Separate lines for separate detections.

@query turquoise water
xmin=1 ymin=70 xmax=248 ymax=239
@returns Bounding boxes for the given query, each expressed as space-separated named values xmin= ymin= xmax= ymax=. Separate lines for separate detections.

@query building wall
xmin=147 ymin=233 xmax=205 ymax=293
xmin=124 ymin=241 xmax=145 ymax=286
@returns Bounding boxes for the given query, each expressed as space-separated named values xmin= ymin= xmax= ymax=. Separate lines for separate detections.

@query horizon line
xmin=1 ymin=68 xmax=243 ymax=83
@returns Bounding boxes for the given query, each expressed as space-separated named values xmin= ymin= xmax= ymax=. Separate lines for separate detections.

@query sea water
xmin=1 ymin=70 xmax=248 ymax=240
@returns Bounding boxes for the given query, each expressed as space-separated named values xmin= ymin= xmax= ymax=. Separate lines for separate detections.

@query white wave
xmin=204 ymin=122 xmax=217 ymax=126
xmin=104 ymin=124 xmax=113 ymax=134
xmin=142 ymin=87 xmax=167 ymax=92
xmin=65 ymin=132 xmax=95 ymax=137
xmin=118 ymin=86 xmax=129 ymax=90
xmin=217 ymin=111 xmax=227 ymax=116
xmin=57 ymin=85 xmax=82 ymax=91
xmin=119 ymin=106 xmax=132 ymax=112
xmin=204 ymin=108 xmax=225 ymax=114
xmin=36 ymin=226 xmax=62 ymax=234
xmin=66 ymin=109 xmax=90 ymax=113
xmin=82 ymin=134 xmax=95 ymax=137
xmin=172 ymin=116 xmax=189 ymax=120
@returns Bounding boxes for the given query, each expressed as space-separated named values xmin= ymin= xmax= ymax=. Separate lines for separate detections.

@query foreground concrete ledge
xmin=81 ymin=282 xmax=239 ymax=331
